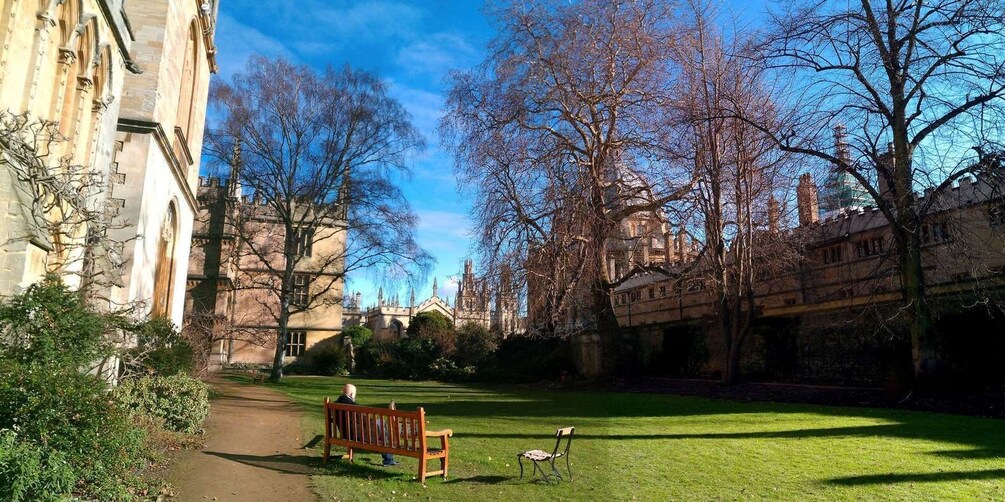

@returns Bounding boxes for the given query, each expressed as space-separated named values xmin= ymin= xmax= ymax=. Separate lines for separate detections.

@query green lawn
xmin=261 ymin=376 xmax=1004 ymax=501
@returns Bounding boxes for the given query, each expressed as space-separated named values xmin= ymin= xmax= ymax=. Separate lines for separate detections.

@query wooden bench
xmin=323 ymin=397 xmax=453 ymax=482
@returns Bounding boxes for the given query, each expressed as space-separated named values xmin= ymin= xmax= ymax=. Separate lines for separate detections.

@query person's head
xmin=342 ymin=383 xmax=356 ymax=400
xmin=388 ymin=400 xmax=396 ymax=410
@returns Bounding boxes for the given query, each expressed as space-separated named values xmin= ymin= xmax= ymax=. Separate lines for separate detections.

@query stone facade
xmin=352 ymin=260 xmax=524 ymax=340
xmin=613 ymin=166 xmax=1005 ymax=385
xmin=0 ymin=0 xmax=218 ymax=333
xmin=1 ymin=0 xmax=132 ymax=294
xmin=186 ymin=176 xmax=346 ymax=366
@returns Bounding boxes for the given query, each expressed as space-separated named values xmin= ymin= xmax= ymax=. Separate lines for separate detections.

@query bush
xmin=0 ymin=277 xmax=110 ymax=369
xmin=288 ymin=340 xmax=348 ymax=376
xmin=122 ymin=317 xmax=195 ymax=377
xmin=478 ymin=336 xmax=575 ymax=382
xmin=115 ymin=374 xmax=210 ymax=434
xmin=0 ymin=429 xmax=75 ymax=502
xmin=455 ymin=323 xmax=500 ymax=367
xmin=343 ymin=325 xmax=373 ymax=348
xmin=0 ymin=363 xmax=147 ymax=501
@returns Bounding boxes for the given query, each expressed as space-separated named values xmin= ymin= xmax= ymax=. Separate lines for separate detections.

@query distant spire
xmin=378 ymin=287 xmax=384 ymax=307
xmin=410 ymin=288 xmax=415 ymax=307
xmin=432 ymin=278 xmax=438 ymax=297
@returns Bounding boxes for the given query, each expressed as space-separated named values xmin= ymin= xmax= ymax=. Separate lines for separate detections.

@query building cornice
xmin=117 ymin=118 xmax=197 ymax=210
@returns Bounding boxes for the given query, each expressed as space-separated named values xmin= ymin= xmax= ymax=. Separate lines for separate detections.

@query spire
xmin=409 ymin=288 xmax=415 ymax=307
xmin=378 ymin=287 xmax=384 ymax=307
xmin=432 ymin=278 xmax=438 ymax=298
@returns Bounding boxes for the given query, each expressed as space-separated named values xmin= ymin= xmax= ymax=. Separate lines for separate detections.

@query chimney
xmin=797 ymin=173 xmax=820 ymax=226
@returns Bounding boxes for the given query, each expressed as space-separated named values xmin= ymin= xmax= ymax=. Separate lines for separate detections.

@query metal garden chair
xmin=517 ymin=427 xmax=574 ymax=483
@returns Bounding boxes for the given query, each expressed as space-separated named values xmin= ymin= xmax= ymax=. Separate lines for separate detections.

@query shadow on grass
xmin=203 ymin=451 xmax=314 ymax=475
xmin=273 ymin=376 xmax=1005 ymax=465
xmin=315 ymin=458 xmax=403 ymax=480
xmin=442 ymin=475 xmax=513 ymax=485
xmin=827 ymin=469 xmax=1005 ymax=485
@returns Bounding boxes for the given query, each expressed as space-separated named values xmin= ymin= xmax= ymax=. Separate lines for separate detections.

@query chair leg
xmin=440 ymin=456 xmax=448 ymax=478
xmin=549 ymin=458 xmax=563 ymax=481
xmin=517 ymin=455 xmax=525 ymax=480
xmin=566 ymin=455 xmax=573 ymax=482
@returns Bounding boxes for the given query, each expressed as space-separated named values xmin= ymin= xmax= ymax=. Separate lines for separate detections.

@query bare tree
xmin=204 ymin=57 xmax=431 ymax=381
xmin=0 ymin=111 xmax=126 ymax=296
xmin=669 ymin=2 xmax=799 ymax=384
xmin=754 ymin=0 xmax=1005 ymax=385
xmin=441 ymin=0 xmax=691 ymax=373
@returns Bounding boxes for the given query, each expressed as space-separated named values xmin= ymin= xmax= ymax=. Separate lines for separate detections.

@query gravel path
xmin=168 ymin=378 xmax=317 ymax=501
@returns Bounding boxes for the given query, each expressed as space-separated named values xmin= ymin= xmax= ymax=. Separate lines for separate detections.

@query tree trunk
xmin=899 ymin=231 xmax=940 ymax=385
xmin=270 ymin=303 xmax=289 ymax=382
xmin=592 ymin=278 xmax=621 ymax=377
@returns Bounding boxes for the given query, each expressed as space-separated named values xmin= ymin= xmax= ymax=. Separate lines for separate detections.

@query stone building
xmin=1 ymin=0 xmax=133 ymax=294
xmin=186 ymin=176 xmax=346 ymax=366
xmin=613 ymin=160 xmax=1005 ymax=386
xmin=0 ymin=0 xmax=218 ymax=331
xmin=352 ymin=260 xmax=523 ymax=340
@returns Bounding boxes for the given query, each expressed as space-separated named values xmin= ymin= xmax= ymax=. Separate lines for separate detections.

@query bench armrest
xmin=426 ymin=429 xmax=453 ymax=437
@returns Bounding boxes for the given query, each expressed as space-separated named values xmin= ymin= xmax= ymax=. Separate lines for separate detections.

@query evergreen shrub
xmin=115 ymin=374 xmax=210 ymax=434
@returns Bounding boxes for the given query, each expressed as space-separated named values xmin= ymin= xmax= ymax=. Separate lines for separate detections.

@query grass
xmin=260 ymin=376 xmax=1005 ymax=501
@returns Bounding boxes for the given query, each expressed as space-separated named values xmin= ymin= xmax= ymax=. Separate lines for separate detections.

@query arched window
xmin=390 ymin=319 xmax=404 ymax=338
xmin=176 ymin=21 xmax=199 ymax=142
xmin=152 ymin=203 xmax=178 ymax=318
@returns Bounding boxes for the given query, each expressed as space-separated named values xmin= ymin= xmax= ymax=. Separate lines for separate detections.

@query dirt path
xmin=168 ymin=378 xmax=317 ymax=501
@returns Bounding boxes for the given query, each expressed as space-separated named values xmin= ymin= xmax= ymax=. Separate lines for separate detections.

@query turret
xmin=797 ymin=173 xmax=820 ymax=226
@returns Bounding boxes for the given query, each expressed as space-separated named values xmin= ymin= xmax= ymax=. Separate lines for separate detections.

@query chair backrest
xmin=552 ymin=426 xmax=574 ymax=457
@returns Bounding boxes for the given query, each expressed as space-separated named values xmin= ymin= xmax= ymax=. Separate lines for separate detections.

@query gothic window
xmin=152 ymin=204 xmax=178 ymax=317
xmin=292 ymin=274 xmax=310 ymax=307
xmin=648 ymin=287 xmax=655 ymax=299
xmin=293 ymin=228 xmax=313 ymax=257
xmin=390 ymin=319 xmax=404 ymax=338
xmin=822 ymin=245 xmax=843 ymax=264
xmin=285 ymin=330 xmax=306 ymax=356
xmin=922 ymin=222 xmax=951 ymax=244
xmin=856 ymin=237 xmax=885 ymax=258
xmin=659 ymin=285 xmax=667 ymax=297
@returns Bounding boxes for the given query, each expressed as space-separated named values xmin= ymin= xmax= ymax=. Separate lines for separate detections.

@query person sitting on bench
xmin=336 ymin=383 xmax=398 ymax=466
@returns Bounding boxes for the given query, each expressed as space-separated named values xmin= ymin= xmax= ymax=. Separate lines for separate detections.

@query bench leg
xmin=418 ymin=457 xmax=427 ymax=483
xmin=346 ymin=447 xmax=353 ymax=462
xmin=517 ymin=455 xmax=525 ymax=480
xmin=440 ymin=455 xmax=448 ymax=478
xmin=323 ymin=442 xmax=330 ymax=464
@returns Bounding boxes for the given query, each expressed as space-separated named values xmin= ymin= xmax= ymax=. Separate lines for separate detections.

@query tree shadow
xmin=826 ymin=469 xmax=1005 ymax=485
xmin=202 ymin=451 xmax=315 ymax=475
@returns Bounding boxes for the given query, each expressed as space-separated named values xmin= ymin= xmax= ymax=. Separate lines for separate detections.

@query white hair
xmin=343 ymin=383 xmax=356 ymax=400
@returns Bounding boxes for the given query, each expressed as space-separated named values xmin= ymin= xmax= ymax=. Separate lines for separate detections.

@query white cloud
xmin=214 ymin=12 xmax=298 ymax=78
xmin=395 ymin=32 xmax=478 ymax=77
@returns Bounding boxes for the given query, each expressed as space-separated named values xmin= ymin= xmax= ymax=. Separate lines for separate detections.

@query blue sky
xmin=210 ymin=0 xmax=772 ymax=308
xmin=212 ymin=0 xmax=496 ymax=306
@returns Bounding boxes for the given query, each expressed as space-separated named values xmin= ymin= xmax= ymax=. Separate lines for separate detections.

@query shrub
xmin=0 ymin=429 xmax=75 ymax=502
xmin=454 ymin=323 xmax=500 ymax=367
xmin=0 ymin=277 xmax=109 ymax=369
xmin=115 ymin=374 xmax=210 ymax=433
xmin=0 ymin=363 xmax=147 ymax=501
xmin=478 ymin=336 xmax=575 ymax=382
xmin=291 ymin=340 xmax=348 ymax=376
xmin=122 ymin=317 xmax=195 ymax=377
xmin=343 ymin=325 xmax=373 ymax=348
